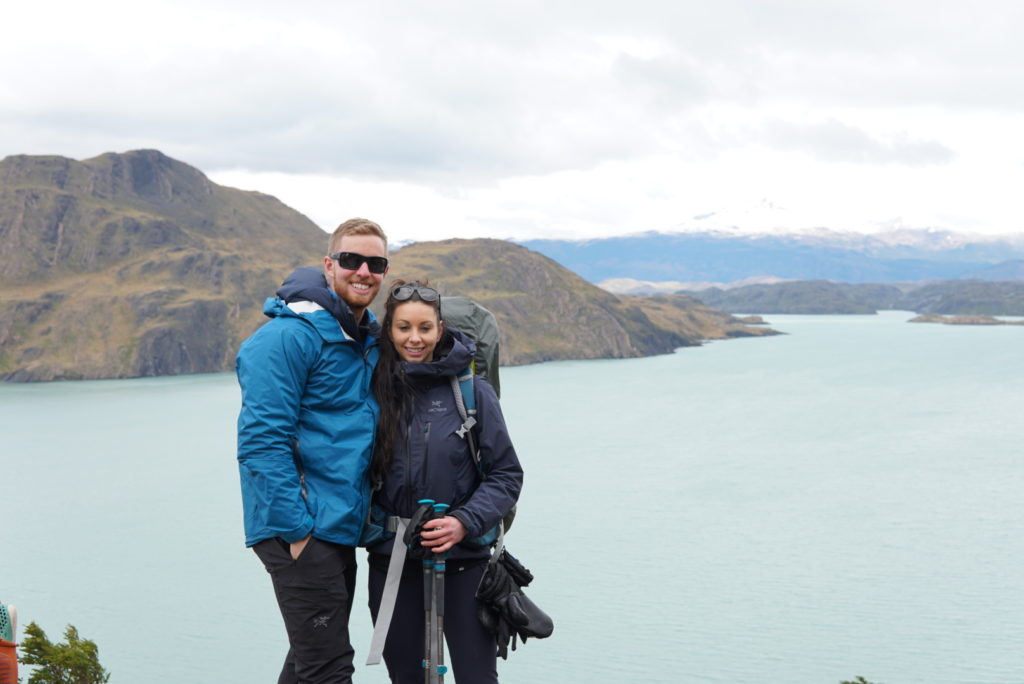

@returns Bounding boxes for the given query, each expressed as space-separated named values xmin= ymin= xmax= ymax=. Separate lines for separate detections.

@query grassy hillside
xmin=0 ymin=150 xmax=326 ymax=380
xmin=379 ymin=239 xmax=775 ymax=365
xmin=0 ymin=150 xmax=775 ymax=382
xmin=682 ymin=281 xmax=906 ymax=314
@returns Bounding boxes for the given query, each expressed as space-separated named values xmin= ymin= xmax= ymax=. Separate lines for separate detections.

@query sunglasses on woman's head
xmin=329 ymin=251 xmax=389 ymax=274
xmin=391 ymin=284 xmax=440 ymax=302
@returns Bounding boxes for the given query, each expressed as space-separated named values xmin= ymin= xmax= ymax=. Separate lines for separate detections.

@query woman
xmin=366 ymin=281 xmax=523 ymax=684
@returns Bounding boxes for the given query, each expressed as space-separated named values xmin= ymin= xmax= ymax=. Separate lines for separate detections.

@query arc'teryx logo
xmin=313 ymin=615 xmax=331 ymax=629
xmin=428 ymin=399 xmax=447 ymax=414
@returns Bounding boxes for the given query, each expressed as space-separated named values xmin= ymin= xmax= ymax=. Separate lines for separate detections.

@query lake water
xmin=1 ymin=311 xmax=1022 ymax=684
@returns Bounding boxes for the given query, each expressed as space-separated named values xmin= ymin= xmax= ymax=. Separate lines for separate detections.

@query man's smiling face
xmin=323 ymin=233 xmax=388 ymax=321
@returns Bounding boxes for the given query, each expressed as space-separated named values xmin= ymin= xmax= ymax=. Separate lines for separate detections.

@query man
xmin=236 ymin=218 xmax=389 ymax=683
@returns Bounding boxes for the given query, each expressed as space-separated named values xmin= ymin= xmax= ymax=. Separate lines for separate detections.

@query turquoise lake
xmin=1 ymin=311 xmax=1022 ymax=683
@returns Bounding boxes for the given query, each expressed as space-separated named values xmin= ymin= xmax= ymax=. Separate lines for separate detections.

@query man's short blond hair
xmin=328 ymin=218 xmax=388 ymax=254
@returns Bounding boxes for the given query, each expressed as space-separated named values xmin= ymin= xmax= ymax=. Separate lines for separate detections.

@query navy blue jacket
xmin=370 ymin=328 xmax=523 ymax=558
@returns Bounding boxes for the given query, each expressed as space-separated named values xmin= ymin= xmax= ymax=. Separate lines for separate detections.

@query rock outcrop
xmin=1 ymin=150 xmax=325 ymax=381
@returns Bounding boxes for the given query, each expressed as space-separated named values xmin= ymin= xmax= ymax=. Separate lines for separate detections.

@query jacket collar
xmin=400 ymin=327 xmax=476 ymax=384
xmin=274 ymin=265 xmax=381 ymax=343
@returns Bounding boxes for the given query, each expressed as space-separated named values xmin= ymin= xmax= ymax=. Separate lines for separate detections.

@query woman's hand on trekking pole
xmin=419 ymin=516 xmax=466 ymax=553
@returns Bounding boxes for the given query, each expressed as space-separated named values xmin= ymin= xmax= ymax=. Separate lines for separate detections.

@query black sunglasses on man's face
xmin=329 ymin=251 xmax=389 ymax=274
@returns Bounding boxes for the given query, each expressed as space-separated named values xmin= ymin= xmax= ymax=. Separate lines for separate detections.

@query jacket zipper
xmin=404 ymin=420 xmax=414 ymax=512
xmin=421 ymin=421 xmax=431 ymax=494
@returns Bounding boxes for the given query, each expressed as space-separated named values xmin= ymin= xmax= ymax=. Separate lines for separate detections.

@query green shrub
xmin=18 ymin=622 xmax=109 ymax=684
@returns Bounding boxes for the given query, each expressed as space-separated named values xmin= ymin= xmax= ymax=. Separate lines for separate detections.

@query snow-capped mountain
xmin=667 ymin=199 xmax=1022 ymax=252
xmin=519 ymin=205 xmax=1024 ymax=284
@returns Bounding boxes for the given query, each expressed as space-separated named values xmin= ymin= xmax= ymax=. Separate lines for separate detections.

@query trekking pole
xmin=431 ymin=503 xmax=450 ymax=684
xmin=416 ymin=499 xmax=436 ymax=684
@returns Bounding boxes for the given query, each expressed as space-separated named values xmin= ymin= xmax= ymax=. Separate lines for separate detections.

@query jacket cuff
xmin=449 ymin=510 xmax=479 ymax=539
xmin=281 ymin=517 xmax=315 ymax=544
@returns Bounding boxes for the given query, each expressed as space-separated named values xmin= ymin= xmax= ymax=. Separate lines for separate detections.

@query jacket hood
xmin=400 ymin=326 xmax=476 ymax=385
xmin=271 ymin=265 xmax=380 ymax=342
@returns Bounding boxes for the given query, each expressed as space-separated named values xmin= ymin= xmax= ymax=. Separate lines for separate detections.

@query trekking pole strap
xmin=366 ymin=518 xmax=411 ymax=666
xmin=486 ymin=519 xmax=506 ymax=565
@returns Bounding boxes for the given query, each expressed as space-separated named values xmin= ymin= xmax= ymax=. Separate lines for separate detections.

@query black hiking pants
xmin=367 ymin=552 xmax=498 ymax=684
xmin=254 ymin=537 xmax=357 ymax=684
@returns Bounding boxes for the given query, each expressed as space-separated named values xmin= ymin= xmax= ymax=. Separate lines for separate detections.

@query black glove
xmin=402 ymin=502 xmax=438 ymax=560
xmin=476 ymin=550 xmax=553 ymax=658
xmin=478 ymin=602 xmax=514 ymax=659
xmin=501 ymin=591 xmax=553 ymax=641
xmin=497 ymin=549 xmax=534 ymax=587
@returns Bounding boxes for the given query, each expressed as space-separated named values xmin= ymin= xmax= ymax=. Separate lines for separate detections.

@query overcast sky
xmin=4 ymin=0 xmax=1024 ymax=243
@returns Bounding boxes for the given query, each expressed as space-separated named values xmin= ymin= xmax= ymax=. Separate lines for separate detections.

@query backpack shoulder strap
xmin=450 ymin=369 xmax=482 ymax=470
xmin=450 ymin=370 xmax=517 ymax=544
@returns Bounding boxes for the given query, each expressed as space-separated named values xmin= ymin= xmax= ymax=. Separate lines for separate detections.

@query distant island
xmin=909 ymin=314 xmax=1024 ymax=326
xmin=0 ymin=150 xmax=775 ymax=382
xmin=613 ymin=279 xmax=1024 ymax=317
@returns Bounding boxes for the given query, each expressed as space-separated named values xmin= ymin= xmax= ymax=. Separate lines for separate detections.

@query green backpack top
xmin=441 ymin=296 xmax=500 ymax=398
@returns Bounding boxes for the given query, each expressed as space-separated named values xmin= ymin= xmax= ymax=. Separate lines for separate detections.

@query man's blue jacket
xmin=236 ymin=267 xmax=380 ymax=547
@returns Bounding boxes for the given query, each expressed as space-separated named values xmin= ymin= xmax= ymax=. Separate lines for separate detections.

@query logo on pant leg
xmin=313 ymin=615 xmax=331 ymax=629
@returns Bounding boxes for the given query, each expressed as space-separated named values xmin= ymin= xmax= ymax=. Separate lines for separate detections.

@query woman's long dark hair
xmin=370 ymin=279 xmax=443 ymax=486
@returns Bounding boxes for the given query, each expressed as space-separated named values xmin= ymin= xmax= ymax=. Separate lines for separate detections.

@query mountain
xmin=600 ymin=275 xmax=788 ymax=295
xmin=678 ymin=280 xmax=1024 ymax=316
xmin=960 ymin=259 xmax=1024 ymax=281
xmin=1 ymin=151 xmax=774 ymax=381
xmin=1 ymin=149 xmax=326 ymax=381
xmin=897 ymin=281 xmax=1024 ymax=316
xmin=519 ymin=230 xmax=1024 ymax=284
xmin=372 ymin=238 xmax=775 ymax=365
xmin=681 ymin=281 xmax=907 ymax=314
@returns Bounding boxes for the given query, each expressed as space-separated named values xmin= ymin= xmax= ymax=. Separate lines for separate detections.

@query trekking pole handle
xmin=431 ymin=502 xmax=450 ymax=566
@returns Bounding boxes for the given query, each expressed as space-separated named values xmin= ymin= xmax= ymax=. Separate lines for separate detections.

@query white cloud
xmin=4 ymin=0 xmax=1024 ymax=240
xmin=758 ymin=118 xmax=954 ymax=165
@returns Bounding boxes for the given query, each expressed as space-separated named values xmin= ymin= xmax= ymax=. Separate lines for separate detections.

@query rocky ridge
xmin=1 ymin=151 xmax=775 ymax=382
xmin=0 ymin=150 xmax=326 ymax=381
xmin=378 ymin=239 xmax=775 ymax=366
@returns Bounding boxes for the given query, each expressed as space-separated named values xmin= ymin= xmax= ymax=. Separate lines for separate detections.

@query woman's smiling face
xmin=390 ymin=300 xmax=443 ymax=363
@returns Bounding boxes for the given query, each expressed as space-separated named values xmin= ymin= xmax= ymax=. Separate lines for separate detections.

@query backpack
xmin=441 ymin=296 xmax=500 ymax=398
xmin=442 ymin=297 xmax=516 ymax=544
xmin=441 ymin=295 xmax=500 ymax=450
xmin=441 ymin=295 xmax=500 ymax=452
